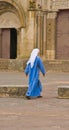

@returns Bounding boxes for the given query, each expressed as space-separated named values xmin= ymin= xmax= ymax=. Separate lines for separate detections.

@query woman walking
xmin=25 ymin=48 xmax=46 ymax=99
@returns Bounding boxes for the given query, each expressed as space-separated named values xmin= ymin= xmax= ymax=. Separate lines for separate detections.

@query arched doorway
xmin=56 ymin=10 xmax=69 ymax=59
xmin=0 ymin=0 xmax=26 ymax=59
xmin=0 ymin=28 xmax=17 ymax=59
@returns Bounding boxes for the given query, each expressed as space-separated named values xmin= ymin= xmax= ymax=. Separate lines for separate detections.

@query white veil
xmin=27 ymin=48 xmax=39 ymax=68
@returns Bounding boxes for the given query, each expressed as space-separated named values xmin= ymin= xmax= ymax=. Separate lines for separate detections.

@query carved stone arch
xmin=0 ymin=0 xmax=26 ymax=27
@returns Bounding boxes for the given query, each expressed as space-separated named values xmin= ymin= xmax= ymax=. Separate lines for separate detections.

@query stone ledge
xmin=0 ymin=85 xmax=28 ymax=98
xmin=0 ymin=59 xmax=69 ymax=72
xmin=58 ymin=86 xmax=69 ymax=99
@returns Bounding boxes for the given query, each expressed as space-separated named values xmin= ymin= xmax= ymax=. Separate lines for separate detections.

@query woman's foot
xmin=25 ymin=96 xmax=31 ymax=99
xmin=37 ymin=95 xmax=42 ymax=98
xmin=25 ymin=96 xmax=42 ymax=100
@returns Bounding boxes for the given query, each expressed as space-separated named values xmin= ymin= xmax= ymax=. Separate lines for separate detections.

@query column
xmin=43 ymin=13 xmax=47 ymax=56
xmin=23 ymin=10 xmax=35 ymax=57
xmin=37 ymin=11 xmax=41 ymax=52
xmin=46 ymin=12 xmax=57 ymax=60
xmin=17 ymin=10 xmax=36 ymax=58
xmin=35 ymin=10 xmax=44 ymax=55
xmin=17 ymin=28 xmax=21 ymax=58
xmin=20 ymin=27 xmax=26 ymax=58
xmin=0 ymin=29 xmax=2 ymax=58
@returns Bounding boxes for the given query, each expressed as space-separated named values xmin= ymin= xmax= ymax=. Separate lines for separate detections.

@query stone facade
xmin=52 ymin=0 xmax=69 ymax=10
xmin=0 ymin=0 xmax=69 ymax=61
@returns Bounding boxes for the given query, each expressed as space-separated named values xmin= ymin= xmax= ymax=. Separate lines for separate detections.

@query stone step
xmin=44 ymin=60 xmax=69 ymax=72
xmin=0 ymin=59 xmax=69 ymax=72
xmin=58 ymin=86 xmax=69 ymax=98
xmin=0 ymin=59 xmax=8 ymax=70
xmin=0 ymin=59 xmax=26 ymax=71
xmin=0 ymin=85 xmax=27 ymax=98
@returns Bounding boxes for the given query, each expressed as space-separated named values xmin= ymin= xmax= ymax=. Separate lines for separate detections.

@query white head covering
xmin=27 ymin=48 xmax=39 ymax=68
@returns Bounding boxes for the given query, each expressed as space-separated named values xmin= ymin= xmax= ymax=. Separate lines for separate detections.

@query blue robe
xmin=25 ymin=56 xmax=46 ymax=97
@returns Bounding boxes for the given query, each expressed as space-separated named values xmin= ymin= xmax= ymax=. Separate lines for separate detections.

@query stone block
xmin=58 ymin=86 xmax=69 ymax=98
xmin=0 ymin=85 xmax=27 ymax=98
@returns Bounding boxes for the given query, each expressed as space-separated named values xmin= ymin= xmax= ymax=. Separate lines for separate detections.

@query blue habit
xmin=25 ymin=56 xmax=46 ymax=97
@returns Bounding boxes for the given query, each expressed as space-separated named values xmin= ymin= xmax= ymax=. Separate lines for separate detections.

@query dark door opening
xmin=0 ymin=28 xmax=17 ymax=59
xmin=10 ymin=28 xmax=17 ymax=59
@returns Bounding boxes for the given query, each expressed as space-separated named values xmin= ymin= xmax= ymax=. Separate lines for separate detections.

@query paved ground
xmin=0 ymin=71 xmax=69 ymax=130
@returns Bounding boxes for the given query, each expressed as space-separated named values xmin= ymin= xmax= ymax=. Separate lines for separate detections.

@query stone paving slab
xmin=0 ymin=72 xmax=69 ymax=130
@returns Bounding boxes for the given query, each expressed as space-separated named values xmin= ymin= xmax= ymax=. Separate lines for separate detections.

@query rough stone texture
xmin=0 ymin=59 xmax=8 ymax=69
xmin=0 ymin=59 xmax=69 ymax=72
xmin=8 ymin=59 xmax=27 ymax=71
xmin=0 ymin=59 xmax=27 ymax=71
xmin=52 ymin=0 xmax=69 ymax=10
xmin=58 ymin=87 xmax=69 ymax=98
xmin=46 ymin=13 xmax=57 ymax=59
xmin=44 ymin=60 xmax=69 ymax=72
xmin=0 ymin=86 xmax=27 ymax=98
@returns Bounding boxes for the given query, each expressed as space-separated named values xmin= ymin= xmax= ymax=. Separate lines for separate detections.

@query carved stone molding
xmin=0 ymin=0 xmax=26 ymax=27
xmin=29 ymin=0 xmax=36 ymax=9
xmin=47 ymin=12 xmax=57 ymax=19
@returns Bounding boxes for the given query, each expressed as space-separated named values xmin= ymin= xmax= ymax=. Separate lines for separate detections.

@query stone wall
xmin=52 ymin=0 xmax=69 ymax=10
xmin=0 ymin=59 xmax=69 ymax=72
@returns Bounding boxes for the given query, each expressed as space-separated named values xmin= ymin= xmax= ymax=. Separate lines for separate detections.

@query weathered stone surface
xmin=0 ymin=59 xmax=27 ymax=71
xmin=44 ymin=60 xmax=69 ymax=72
xmin=0 ymin=59 xmax=69 ymax=72
xmin=0 ymin=86 xmax=27 ymax=98
xmin=58 ymin=86 xmax=69 ymax=98
xmin=52 ymin=0 xmax=69 ymax=10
